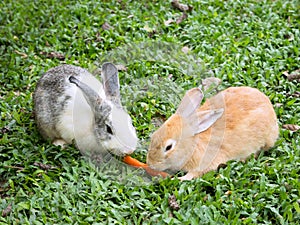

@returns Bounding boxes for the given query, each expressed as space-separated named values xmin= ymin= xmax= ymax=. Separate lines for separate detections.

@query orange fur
xmin=147 ymin=87 xmax=279 ymax=180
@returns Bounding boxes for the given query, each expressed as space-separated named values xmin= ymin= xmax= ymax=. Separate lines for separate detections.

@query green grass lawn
xmin=1 ymin=0 xmax=300 ymax=224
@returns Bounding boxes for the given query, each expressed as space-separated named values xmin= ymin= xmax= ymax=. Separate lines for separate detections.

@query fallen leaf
xmin=286 ymin=91 xmax=300 ymax=98
xmin=2 ymin=204 xmax=12 ymax=217
xmin=181 ymin=46 xmax=190 ymax=54
xmin=274 ymin=103 xmax=283 ymax=108
xmin=143 ymin=25 xmax=155 ymax=32
xmin=164 ymin=19 xmax=174 ymax=26
xmin=33 ymin=162 xmax=56 ymax=171
xmin=4 ymin=165 xmax=24 ymax=171
xmin=282 ymin=71 xmax=289 ymax=77
xmin=40 ymin=51 xmax=65 ymax=60
xmin=14 ymin=50 xmax=28 ymax=58
xmin=115 ymin=64 xmax=127 ymax=71
xmin=171 ymin=0 xmax=193 ymax=12
xmin=282 ymin=124 xmax=300 ymax=132
xmin=1 ymin=127 xmax=10 ymax=135
xmin=176 ymin=12 xmax=188 ymax=24
xmin=284 ymin=33 xmax=294 ymax=41
xmin=168 ymin=194 xmax=180 ymax=211
xmin=142 ymin=25 xmax=157 ymax=37
xmin=225 ymin=190 xmax=232 ymax=196
xmin=0 ymin=180 xmax=9 ymax=194
xmin=102 ymin=22 xmax=113 ymax=30
xmin=283 ymin=69 xmax=300 ymax=81
xmin=291 ymin=91 xmax=300 ymax=98
xmin=95 ymin=32 xmax=103 ymax=42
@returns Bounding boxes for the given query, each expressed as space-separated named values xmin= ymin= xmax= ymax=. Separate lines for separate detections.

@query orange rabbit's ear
xmin=176 ymin=88 xmax=203 ymax=118
xmin=189 ymin=109 xmax=224 ymax=135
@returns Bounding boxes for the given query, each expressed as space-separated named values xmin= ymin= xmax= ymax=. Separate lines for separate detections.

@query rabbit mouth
xmin=148 ymin=162 xmax=173 ymax=173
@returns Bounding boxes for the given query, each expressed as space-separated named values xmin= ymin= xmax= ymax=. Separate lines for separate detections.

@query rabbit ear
xmin=69 ymin=76 xmax=103 ymax=109
xmin=101 ymin=62 xmax=121 ymax=105
xmin=176 ymin=88 xmax=204 ymax=118
xmin=190 ymin=108 xmax=224 ymax=135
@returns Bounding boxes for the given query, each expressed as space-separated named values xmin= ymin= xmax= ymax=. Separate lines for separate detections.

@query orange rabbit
xmin=146 ymin=87 xmax=279 ymax=180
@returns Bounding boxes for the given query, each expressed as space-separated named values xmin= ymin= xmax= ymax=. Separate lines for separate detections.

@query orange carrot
xmin=123 ymin=155 xmax=170 ymax=178
xmin=123 ymin=155 xmax=147 ymax=168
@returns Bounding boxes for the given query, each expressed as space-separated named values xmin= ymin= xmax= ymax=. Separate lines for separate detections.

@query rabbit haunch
xmin=34 ymin=63 xmax=137 ymax=157
xmin=147 ymin=86 xmax=278 ymax=180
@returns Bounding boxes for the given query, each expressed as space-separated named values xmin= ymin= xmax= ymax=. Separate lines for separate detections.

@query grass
xmin=0 ymin=0 xmax=299 ymax=224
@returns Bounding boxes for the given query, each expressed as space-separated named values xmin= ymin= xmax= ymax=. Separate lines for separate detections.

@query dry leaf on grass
xmin=176 ymin=12 xmax=188 ymax=24
xmin=286 ymin=91 xmax=300 ymax=98
xmin=225 ymin=190 xmax=232 ymax=196
xmin=40 ymin=51 xmax=65 ymax=60
xmin=143 ymin=25 xmax=157 ymax=37
xmin=115 ymin=64 xmax=128 ymax=71
xmin=168 ymin=194 xmax=180 ymax=211
xmin=1 ymin=127 xmax=10 ymax=135
xmin=283 ymin=33 xmax=294 ymax=41
xmin=34 ymin=162 xmax=56 ymax=171
xmin=274 ymin=103 xmax=283 ymax=108
xmin=282 ymin=124 xmax=300 ymax=132
xmin=283 ymin=69 xmax=300 ymax=81
xmin=14 ymin=50 xmax=28 ymax=58
xmin=181 ymin=46 xmax=190 ymax=54
xmin=171 ymin=0 xmax=193 ymax=12
xmin=4 ymin=165 xmax=24 ymax=171
xmin=102 ymin=22 xmax=113 ymax=30
xmin=164 ymin=18 xmax=174 ymax=26
xmin=2 ymin=204 xmax=12 ymax=217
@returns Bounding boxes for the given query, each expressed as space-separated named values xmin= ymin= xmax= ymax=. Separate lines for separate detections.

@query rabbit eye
xmin=106 ymin=124 xmax=113 ymax=135
xmin=164 ymin=139 xmax=176 ymax=152
xmin=165 ymin=144 xmax=173 ymax=152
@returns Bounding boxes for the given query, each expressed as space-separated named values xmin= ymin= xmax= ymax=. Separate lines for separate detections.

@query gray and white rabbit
xmin=33 ymin=63 xmax=138 ymax=157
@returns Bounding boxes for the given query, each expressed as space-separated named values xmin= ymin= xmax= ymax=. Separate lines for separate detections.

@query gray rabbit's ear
xmin=69 ymin=76 xmax=103 ymax=109
xmin=176 ymin=87 xmax=204 ymax=118
xmin=101 ymin=62 xmax=121 ymax=105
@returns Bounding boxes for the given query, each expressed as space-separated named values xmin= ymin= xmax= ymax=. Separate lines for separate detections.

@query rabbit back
xmin=34 ymin=64 xmax=105 ymax=149
xmin=147 ymin=86 xmax=279 ymax=180
xmin=186 ymin=86 xmax=278 ymax=173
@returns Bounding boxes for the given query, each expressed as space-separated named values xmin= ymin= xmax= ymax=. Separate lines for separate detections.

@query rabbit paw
xmin=178 ymin=172 xmax=195 ymax=181
xmin=52 ymin=139 xmax=68 ymax=148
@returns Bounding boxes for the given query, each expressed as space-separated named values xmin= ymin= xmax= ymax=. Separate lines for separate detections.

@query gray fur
xmin=101 ymin=62 xmax=121 ymax=105
xmin=69 ymin=75 xmax=103 ymax=107
xmin=33 ymin=63 xmax=138 ymax=157
xmin=34 ymin=65 xmax=89 ymax=139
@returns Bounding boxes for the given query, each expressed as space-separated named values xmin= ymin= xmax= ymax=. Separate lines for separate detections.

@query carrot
xmin=123 ymin=155 xmax=170 ymax=178
xmin=123 ymin=155 xmax=147 ymax=168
